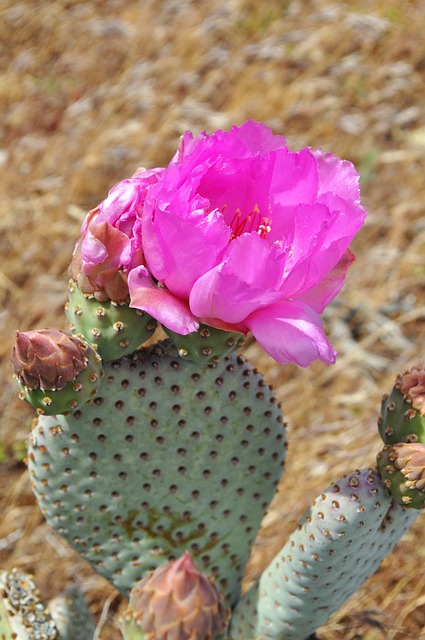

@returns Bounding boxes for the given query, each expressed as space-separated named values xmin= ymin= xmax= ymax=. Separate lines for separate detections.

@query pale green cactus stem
xmin=66 ymin=279 xmax=157 ymax=361
xmin=26 ymin=340 xmax=286 ymax=606
xmin=229 ymin=468 xmax=419 ymax=640
xmin=163 ymin=324 xmax=246 ymax=365
xmin=12 ymin=329 xmax=103 ymax=416
xmin=0 ymin=568 xmax=57 ymax=640
xmin=119 ymin=552 xmax=230 ymax=640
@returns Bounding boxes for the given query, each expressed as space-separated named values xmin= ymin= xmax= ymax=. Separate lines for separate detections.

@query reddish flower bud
xmin=377 ymin=442 xmax=425 ymax=508
xmin=392 ymin=442 xmax=425 ymax=491
xmin=12 ymin=329 xmax=88 ymax=390
xmin=120 ymin=553 xmax=229 ymax=640
xmin=399 ymin=366 xmax=425 ymax=416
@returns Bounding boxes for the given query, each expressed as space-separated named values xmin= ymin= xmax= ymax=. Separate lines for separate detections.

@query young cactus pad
xmin=66 ymin=279 xmax=157 ymax=361
xmin=163 ymin=324 xmax=246 ymax=365
xmin=26 ymin=340 xmax=286 ymax=605
xmin=230 ymin=468 xmax=419 ymax=640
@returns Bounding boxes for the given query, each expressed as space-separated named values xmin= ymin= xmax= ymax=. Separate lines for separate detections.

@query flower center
xmin=227 ymin=204 xmax=271 ymax=240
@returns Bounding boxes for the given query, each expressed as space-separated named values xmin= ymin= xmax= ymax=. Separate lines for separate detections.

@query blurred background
xmin=1 ymin=0 xmax=425 ymax=637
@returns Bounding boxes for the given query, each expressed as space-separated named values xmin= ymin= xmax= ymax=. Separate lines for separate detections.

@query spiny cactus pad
xmin=27 ymin=341 xmax=286 ymax=605
xmin=0 ymin=569 xmax=57 ymax=640
xmin=163 ymin=325 xmax=246 ymax=365
xmin=66 ymin=279 xmax=157 ymax=361
xmin=229 ymin=468 xmax=419 ymax=640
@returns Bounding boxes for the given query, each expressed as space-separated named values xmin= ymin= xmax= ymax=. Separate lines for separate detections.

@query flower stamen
xmin=229 ymin=204 xmax=271 ymax=240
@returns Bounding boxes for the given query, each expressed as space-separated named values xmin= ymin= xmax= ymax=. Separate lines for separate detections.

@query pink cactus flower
xmin=128 ymin=121 xmax=367 ymax=367
xmin=70 ymin=167 xmax=164 ymax=302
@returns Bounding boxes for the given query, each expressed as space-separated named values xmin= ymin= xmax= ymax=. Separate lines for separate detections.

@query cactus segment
xmin=0 ymin=569 xmax=57 ymax=640
xmin=119 ymin=553 xmax=230 ymax=640
xmin=377 ymin=442 xmax=425 ymax=509
xmin=66 ymin=279 xmax=157 ymax=361
xmin=378 ymin=367 xmax=425 ymax=445
xmin=27 ymin=341 xmax=286 ymax=605
xmin=163 ymin=325 xmax=246 ymax=365
xmin=229 ymin=468 xmax=419 ymax=640
xmin=48 ymin=586 xmax=95 ymax=640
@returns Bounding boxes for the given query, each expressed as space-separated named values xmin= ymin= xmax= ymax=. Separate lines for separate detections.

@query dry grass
xmin=1 ymin=0 xmax=425 ymax=637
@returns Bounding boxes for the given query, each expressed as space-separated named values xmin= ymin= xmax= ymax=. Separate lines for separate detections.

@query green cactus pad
xmin=0 ymin=569 xmax=57 ymax=640
xmin=230 ymin=468 xmax=419 ymax=640
xmin=163 ymin=324 xmax=246 ymax=365
xmin=66 ymin=279 xmax=157 ymax=361
xmin=49 ymin=586 xmax=95 ymax=640
xmin=17 ymin=341 xmax=103 ymax=416
xmin=378 ymin=382 xmax=425 ymax=446
xmin=377 ymin=443 xmax=425 ymax=509
xmin=27 ymin=341 xmax=286 ymax=606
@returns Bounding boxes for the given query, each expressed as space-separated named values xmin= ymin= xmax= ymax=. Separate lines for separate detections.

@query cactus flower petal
xmin=128 ymin=266 xmax=199 ymax=334
xmin=245 ymin=299 xmax=336 ymax=367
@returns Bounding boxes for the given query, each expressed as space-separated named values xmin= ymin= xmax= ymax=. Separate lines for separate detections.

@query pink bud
xmin=12 ymin=329 xmax=88 ymax=390
xmin=399 ymin=366 xmax=425 ymax=416
xmin=122 ymin=553 xmax=229 ymax=640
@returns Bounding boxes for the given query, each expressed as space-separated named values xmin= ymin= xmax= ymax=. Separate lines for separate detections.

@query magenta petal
xmin=128 ymin=267 xmax=199 ymax=335
xmin=190 ymin=234 xmax=286 ymax=323
xmin=143 ymin=204 xmax=230 ymax=298
xmin=245 ymin=301 xmax=336 ymax=367
xmin=298 ymin=249 xmax=355 ymax=313
xmin=314 ymin=149 xmax=361 ymax=202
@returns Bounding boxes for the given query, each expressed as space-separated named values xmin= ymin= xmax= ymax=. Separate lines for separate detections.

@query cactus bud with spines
xmin=12 ymin=329 xmax=103 ymax=415
xmin=377 ymin=442 xmax=425 ymax=508
xmin=378 ymin=365 xmax=425 ymax=445
xmin=119 ymin=553 xmax=230 ymax=640
xmin=66 ymin=279 xmax=157 ymax=361
xmin=163 ymin=324 xmax=246 ymax=365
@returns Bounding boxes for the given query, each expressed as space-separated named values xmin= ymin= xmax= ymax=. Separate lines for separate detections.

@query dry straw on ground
xmin=1 ymin=0 xmax=425 ymax=638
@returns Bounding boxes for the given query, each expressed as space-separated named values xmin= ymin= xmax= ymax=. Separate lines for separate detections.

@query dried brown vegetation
xmin=1 ymin=0 xmax=425 ymax=638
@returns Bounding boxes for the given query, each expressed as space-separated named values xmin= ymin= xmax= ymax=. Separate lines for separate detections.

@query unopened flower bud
xmin=377 ymin=442 xmax=425 ymax=508
xmin=120 ymin=553 xmax=229 ymax=640
xmin=12 ymin=329 xmax=88 ymax=390
xmin=399 ymin=366 xmax=425 ymax=415
xmin=12 ymin=329 xmax=103 ymax=415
